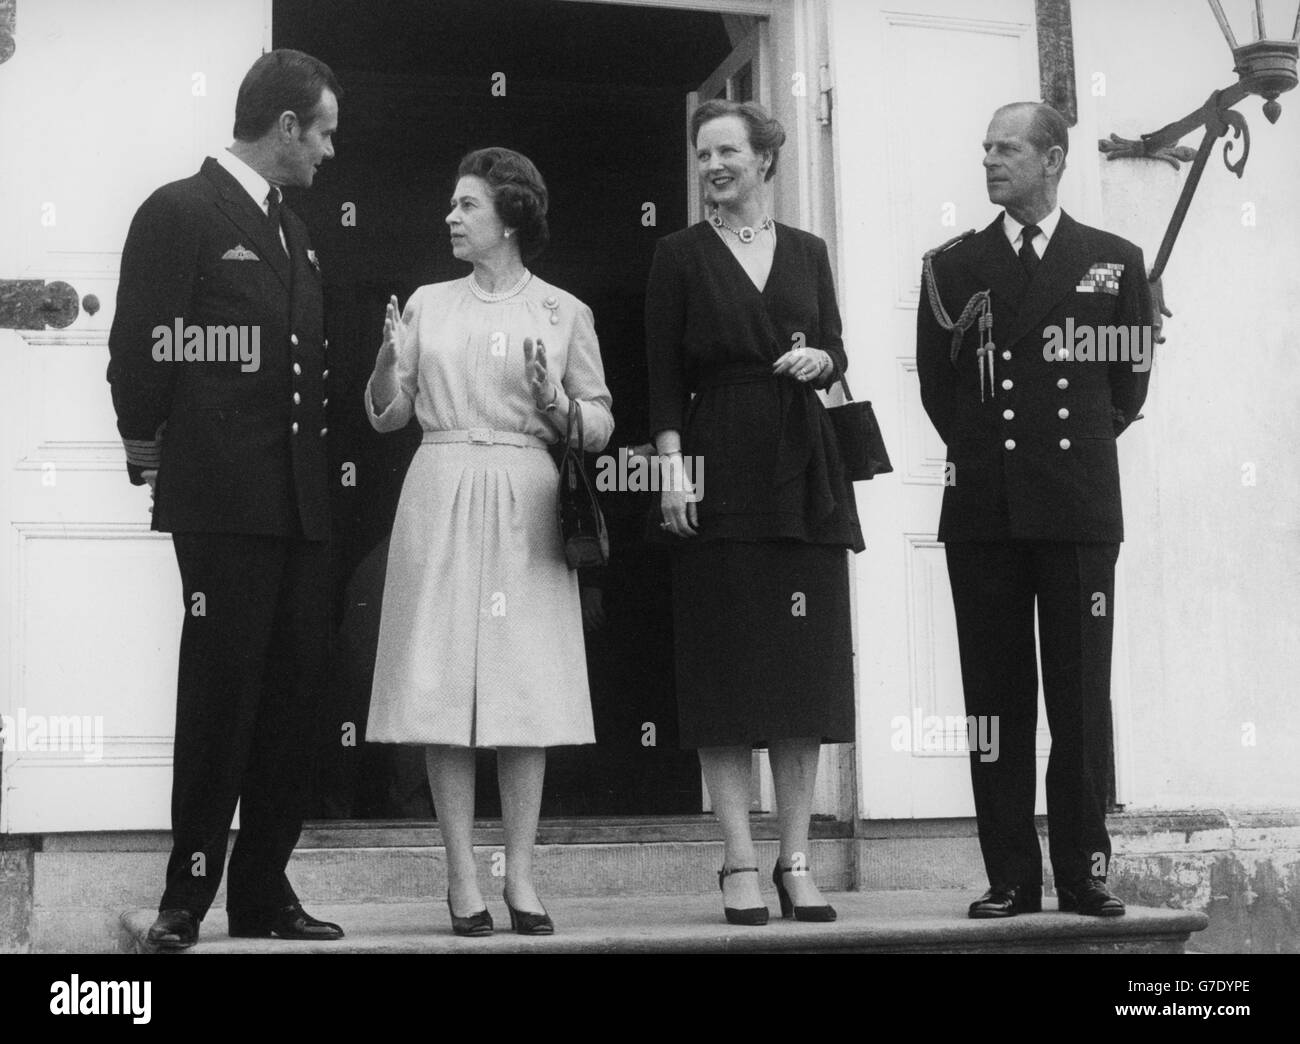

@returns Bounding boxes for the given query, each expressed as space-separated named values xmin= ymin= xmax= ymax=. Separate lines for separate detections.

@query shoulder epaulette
xmin=922 ymin=228 xmax=976 ymax=262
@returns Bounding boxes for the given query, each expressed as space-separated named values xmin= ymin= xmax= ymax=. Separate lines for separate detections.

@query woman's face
xmin=446 ymin=175 xmax=513 ymax=262
xmin=696 ymin=115 xmax=769 ymax=210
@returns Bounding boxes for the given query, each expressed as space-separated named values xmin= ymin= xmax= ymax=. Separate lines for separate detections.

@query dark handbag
xmin=556 ymin=399 xmax=610 ymax=569
xmin=826 ymin=374 xmax=893 ymax=481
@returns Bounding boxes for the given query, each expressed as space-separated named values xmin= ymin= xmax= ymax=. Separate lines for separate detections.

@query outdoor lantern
xmin=1098 ymin=0 xmax=1299 ymax=316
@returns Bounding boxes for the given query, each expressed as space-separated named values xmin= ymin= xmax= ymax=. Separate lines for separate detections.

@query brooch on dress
xmin=542 ymin=295 xmax=560 ymax=325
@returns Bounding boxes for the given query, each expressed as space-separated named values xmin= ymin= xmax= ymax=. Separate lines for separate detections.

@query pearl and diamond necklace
xmin=709 ymin=211 xmax=774 ymax=244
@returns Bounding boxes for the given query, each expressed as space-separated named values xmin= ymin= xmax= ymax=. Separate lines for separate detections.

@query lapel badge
xmin=543 ymin=295 xmax=560 ymax=325
xmin=221 ymin=244 xmax=260 ymax=261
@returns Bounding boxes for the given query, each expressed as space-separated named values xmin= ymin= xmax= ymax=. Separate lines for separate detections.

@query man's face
xmin=281 ymin=88 xmax=337 ymax=189
xmin=982 ymin=107 xmax=1052 ymax=216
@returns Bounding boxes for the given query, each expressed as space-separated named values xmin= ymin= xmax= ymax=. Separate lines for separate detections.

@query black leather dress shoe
xmin=228 ymin=902 xmax=345 ymax=940
xmin=147 ymin=909 xmax=199 ymax=951
xmin=1057 ymin=878 xmax=1126 ymax=917
xmin=968 ymin=883 xmax=1043 ymax=919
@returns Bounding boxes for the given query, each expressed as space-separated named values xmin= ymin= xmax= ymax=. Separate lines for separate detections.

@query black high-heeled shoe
xmin=718 ymin=866 xmax=769 ymax=926
xmin=773 ymin=862 xmax=837 ymax=922
xmin=447 ymin=898 xmax=493 ymax=937
xmin=504 ymin=891 xmax=555 ymax=935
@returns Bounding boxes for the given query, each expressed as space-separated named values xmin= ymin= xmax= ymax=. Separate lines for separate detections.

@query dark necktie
xmin=1018 ymin=223 xmax=1042 ymax=277
xmin=265 ymin=187 xmax=286 ymax=253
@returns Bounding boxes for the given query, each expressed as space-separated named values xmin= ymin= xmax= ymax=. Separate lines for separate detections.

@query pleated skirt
xmin=367 ymin=441 xmax=595 ymax=748
xmin=670 ymin=539 xmax=855 ymax=748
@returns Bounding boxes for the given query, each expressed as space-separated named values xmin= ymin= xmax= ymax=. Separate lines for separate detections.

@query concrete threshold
xmin=118 ymin=891 xmax=1207 ymax=955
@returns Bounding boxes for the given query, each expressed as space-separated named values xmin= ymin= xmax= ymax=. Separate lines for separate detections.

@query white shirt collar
xmin=214 ymin=148 xmax=277 ymax=214
xmin=1003 ymin=205 xmax=1062 ymax=253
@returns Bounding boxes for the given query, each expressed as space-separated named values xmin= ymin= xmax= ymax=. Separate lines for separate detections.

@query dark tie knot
xmin=1021 ymin=224 xmax=1042 ymax=246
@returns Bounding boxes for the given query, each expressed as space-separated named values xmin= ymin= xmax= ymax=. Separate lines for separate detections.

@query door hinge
xmin=817 ymin=64 xmax=833 ymax=127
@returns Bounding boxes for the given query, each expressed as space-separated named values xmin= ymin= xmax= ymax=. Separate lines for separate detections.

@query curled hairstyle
xmin=689 ymin=99 xmax=786 ymax=181
xmin=233 ymin=49 xmax=342 ymax=142
xmin=457 ymin=147 xmax=550 ymax=262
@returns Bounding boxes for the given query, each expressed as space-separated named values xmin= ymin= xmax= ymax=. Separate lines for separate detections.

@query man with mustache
xmin=917 ymin=101 xmax=1154 ymax=919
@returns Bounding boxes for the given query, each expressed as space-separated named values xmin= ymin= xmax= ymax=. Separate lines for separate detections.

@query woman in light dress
xmin=365 ymin=147 xmax=612 ymax=936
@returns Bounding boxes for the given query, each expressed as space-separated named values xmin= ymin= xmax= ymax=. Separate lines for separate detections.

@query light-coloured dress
xmin=364 ymin=274 xmax=613 ymax=747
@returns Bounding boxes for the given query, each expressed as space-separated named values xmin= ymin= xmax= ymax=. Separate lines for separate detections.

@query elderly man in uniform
xmin=916 ymin=101 xmax=1154 ymax=918
xmin=108 ymin=49 xmax=345 ymax=949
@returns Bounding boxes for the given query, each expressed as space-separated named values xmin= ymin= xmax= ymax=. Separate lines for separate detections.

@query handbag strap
xmin=837 ymin=373 xmax=855 ymax=402
xmin=565 ymin=398 xmax=585 ymax=454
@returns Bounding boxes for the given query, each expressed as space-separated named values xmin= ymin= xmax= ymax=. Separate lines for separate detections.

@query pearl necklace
xmin=710 ymin=211 xmax=773 ymax=244
xmin=469 ymin=268 xmax=531 ymax=302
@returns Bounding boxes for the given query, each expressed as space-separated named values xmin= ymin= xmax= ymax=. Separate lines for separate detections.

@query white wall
xmin=1072 ymin=0 xmax=1300 ymax=807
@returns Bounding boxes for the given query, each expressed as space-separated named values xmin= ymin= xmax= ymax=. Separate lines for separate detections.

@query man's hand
xmin=142 ymin=469 xmax=158 ymax=503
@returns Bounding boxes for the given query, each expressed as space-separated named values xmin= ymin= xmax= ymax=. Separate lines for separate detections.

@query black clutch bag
xmin=826 ymin=374 xmax=893 ymax=482
xmin=556 ymin=399 xmax=610 ymax=569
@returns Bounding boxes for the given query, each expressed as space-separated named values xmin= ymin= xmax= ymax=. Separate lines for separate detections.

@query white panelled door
xmin=829 ymin=0 xmax=1054 ymax=818
xmin=0 ymin=0 xmax=268 ymax=831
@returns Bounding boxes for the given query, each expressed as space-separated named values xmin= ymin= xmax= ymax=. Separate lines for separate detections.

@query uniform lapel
xmin=1000 ymin=210 xmax=1091 ymax=351
xmin=201 ymin=157 xmax=292 ymax=293
xmin=965 ymin=216 xmax=1024 ymax=315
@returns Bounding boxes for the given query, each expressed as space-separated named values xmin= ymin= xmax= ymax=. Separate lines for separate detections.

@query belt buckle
xmin=467 ymin=428 xmax=492 ymax=445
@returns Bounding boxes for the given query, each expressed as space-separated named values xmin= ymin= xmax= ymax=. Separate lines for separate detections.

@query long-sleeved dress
xmin=646 ymin=221 xmax=863 ymax=747
xmin=365 ymin=274 xmax=613 ymax=747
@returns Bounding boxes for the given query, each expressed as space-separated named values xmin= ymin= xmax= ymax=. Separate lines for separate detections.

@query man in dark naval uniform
xmin=916 ymin=101 xmax=1154 ymax=918
xmin=107 ymin=49 xmax=345 ymax=949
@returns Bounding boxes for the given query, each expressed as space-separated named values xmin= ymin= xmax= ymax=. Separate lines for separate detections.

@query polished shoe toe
xmin=147 ymin=909 xmax=199 ymax=951
xmin=968 ymin=883 xmax=1042 ymax=919
xmin=1057 ymin=879 xmax=1126 ymax=917
xmin=229 ymin=902 xmax=345 ymax=940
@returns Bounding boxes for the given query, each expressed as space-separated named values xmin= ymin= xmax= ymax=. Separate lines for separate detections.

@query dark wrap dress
xmin=646 ymin=221 xmax=864 ymax=747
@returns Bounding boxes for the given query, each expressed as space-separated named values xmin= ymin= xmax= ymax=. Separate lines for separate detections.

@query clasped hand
xmin=772 ymin=347 xmax=831 ymax=383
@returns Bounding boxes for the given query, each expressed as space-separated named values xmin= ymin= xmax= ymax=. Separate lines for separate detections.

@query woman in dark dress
xmin=646 ymin=99 xmax=864 ymax=925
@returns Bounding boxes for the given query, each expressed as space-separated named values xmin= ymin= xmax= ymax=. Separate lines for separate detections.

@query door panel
xmin=0 ymin=0 xmax=267 ymax=832
xmin=829 ymin=0 xmax=1050 ymax=818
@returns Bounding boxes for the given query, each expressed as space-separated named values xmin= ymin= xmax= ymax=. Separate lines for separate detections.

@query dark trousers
xmin=161 ymin=531 xmax=330 ymax=921
xmin=944 ymin=540 xmax=1120 ymax=886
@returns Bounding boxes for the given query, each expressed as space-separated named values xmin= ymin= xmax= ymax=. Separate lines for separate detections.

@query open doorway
xmin=275 ymin=0 xmax=743 ymax=818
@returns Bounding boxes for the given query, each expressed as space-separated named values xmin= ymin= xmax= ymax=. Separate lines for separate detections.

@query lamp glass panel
xmin=1212 ymin=0 xmax=1300 ymax=43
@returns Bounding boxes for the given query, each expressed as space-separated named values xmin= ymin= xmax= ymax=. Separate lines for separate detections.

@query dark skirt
xmin=670 ymin=539 xmax=856 ymax=748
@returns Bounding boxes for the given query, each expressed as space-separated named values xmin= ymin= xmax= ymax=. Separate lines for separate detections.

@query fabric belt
xmin=422 ymin=428 xmax=549 ymax=450
xmin=694 ymin=363 xmax=840 ymax=520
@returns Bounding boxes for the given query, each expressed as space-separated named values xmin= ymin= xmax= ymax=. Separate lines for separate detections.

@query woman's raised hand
xmin=378 ymin=294 xmax=403 ymax=369
xmin=370 ymin=294 xmax=404 ymax=412
xmin=523 ymin=337 xmax=558 ymax=411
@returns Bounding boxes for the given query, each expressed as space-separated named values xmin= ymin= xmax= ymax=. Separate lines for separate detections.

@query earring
xmin=504 ymin=230 xmax=512 ymax=239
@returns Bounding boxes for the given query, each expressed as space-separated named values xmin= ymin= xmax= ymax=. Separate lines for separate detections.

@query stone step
xmin=32 ymin=835 xmax=854 ymax=951
xmin=117 ymin=892 xmax=1209 ymax=955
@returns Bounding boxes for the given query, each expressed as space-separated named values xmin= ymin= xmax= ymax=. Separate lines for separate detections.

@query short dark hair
xmin=233 ymin=49 xmax=342 ymax=142
xmin=689 ymin=99 xmax=786 ymax=181
xmin=996 ymin=101 xmax=1069 ymax=160
xmin=457 ymin=147 xmax=550 ymax=262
